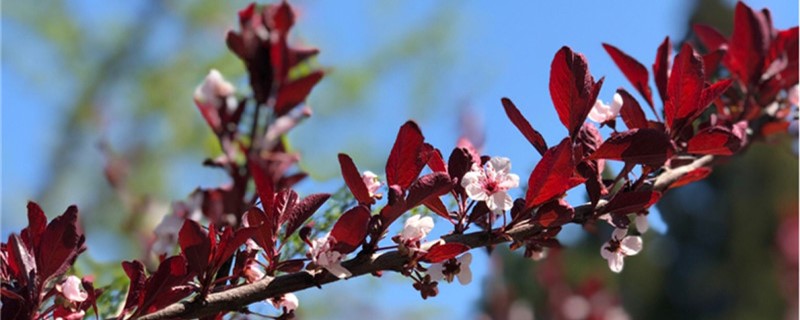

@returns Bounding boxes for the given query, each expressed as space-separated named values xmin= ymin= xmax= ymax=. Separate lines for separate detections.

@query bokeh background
xmin=2 ymin=0 xmax=798 ymax=319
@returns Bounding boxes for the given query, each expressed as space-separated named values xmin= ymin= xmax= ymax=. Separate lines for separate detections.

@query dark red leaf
xmin=693 ymin=24 xmax=728 ymax=51
xmin=216 ymin=227 xmax=258 ymax=268
xmin=178 ymin=220 xmax=210 ymax=274
xmin=603 ymin=43 xmax=654 ymax=107
xmin=698 ymin=79 xmax=734 ymax=118
xmin=266 ymin=1 xmax=295 ymax=35
xmin=141 ymin=255 xmax=192 ymax=314
xmin=282 ymin=193 xmax=331 ymax=239
xmin=385 ymin=121 xmax=426 ymax=190
xmin=330 ymin=206 xmax=371 ymax=254
xmin=653 ymin=36 xmax=672 ymax=104
xmin=502 ymin=97 xmax=548 ymax=156
xmin=703 ymin=48 xmax=727 ymax=80
xmin=447 ymin=147 xmax=475 ymax=196
xmin=617 ymin=89 xmax=648 ymax=130
xmin=243 ymin=208 xmax=274 ymax=253
xmin=603 ymin=191 xmax=662 ymax=215
xmin=249 ymin=157 xmax=275 ymax=218
xmin=405 ymin=172 xmax=453 ymax=211
xmin=423 ymin=197 xmax=451 ymax=221
xmin=338 ymin=154 xmax=373 ymax=205
xmin=274 ymin=189 xmax=299 ymax=224
xmin=727 ymin=2 xmax=771 ymax=85
xmin=670 ymin=167 xmax=713 ymax=189
xmin=526 ymin=138 xmax=586 ymax=209
xmin=590 ymin=128 xmax=675 ymax=167
xmin=20 ymin=201 xmax=47 ymax=250
xmin=549 ymin=46 xmax=604 ymax=138
xmin=37 ymin=205 xmax=84 ymax=284
xmin=274 ymin=70 xmax=324 ymax=116
xmin=532 ymin=199 xmax=574 ymax=228
xmin=6 ymin=234 xmax=35 ymax=286
xmin=422 ymin=243 xmax=470 ymax=263
xmin=686 ymin=126 xmax=743 ymax=156
xmin=666 ymin=44 xmax=705 ymax=134
xmin=121 ymin=260 xmax=146 ymax=315
xmin=424 ymin=144 xmax=448 ymax=173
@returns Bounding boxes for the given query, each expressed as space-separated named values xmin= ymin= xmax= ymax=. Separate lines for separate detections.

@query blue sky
xmin=2 ymin=1 xmax=797 ymax=319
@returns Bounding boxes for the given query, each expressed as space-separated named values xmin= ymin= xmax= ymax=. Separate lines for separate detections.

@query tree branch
xmin=137 ymin=155 xmax=715 ymax=320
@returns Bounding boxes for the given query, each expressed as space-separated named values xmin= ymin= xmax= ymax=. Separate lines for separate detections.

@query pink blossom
xmin=362 ymin=170 xmax=382 ymax=198
xmin=428 ymin=253 xmax=473 ymax=285
xmin=269 ymin=293 xmax=299 ymax=313
xmin=788 ymin=84 xmax=799 ymax=106
xmin=308 ymin=233 xmax=352 ymax=278
xmin=634 ymin=214 xmax=649 ymax=233
xmin=59 ymin=275 xmax=88 ymax=303
xmin=600 ymin=228 xmax=643 ymax=273
xmin=152 ymin=213 xmax=184 ymax=256
xmin=244 ymin=259 xmax=268 ymax=284
xmin=399 ymin=215 xmax=434 ymax=243
xmin=194 ymin=69 xmax=236 ymax=112
xmin=461 ymin=157 xmax=520 ymax=213
xmin=588 ymin=93 xmax=623 ymax=123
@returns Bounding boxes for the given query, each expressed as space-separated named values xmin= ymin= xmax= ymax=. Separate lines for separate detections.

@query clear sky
xmin=2 ymin=1 xmax=797 ymax=319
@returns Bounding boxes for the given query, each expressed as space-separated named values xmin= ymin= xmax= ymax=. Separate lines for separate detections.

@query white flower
xmin=308 ymin=233 xmax=352 ymax=279
xmin=269 ymin=293 xmax=299 ymax=313
xmin=399 ymin=215 xmax=434 ymax=243
xmin=152 ymin=214 xmax=184 ymax=256
xmin=428 ymin=253 xmax=473 ymax=285
xmin=194 ymin=69 xmax=236 ymax=112
xmin=530 ymin=248 xmax=548 ymax=261
xmin=59 ymin=276 xmax=88 ymax=303
xmin=588 ymin=93 xmax=623 ymax=123
xmin=600 ymin=228 xmax=643 ymax=273
xmin=461 ymin=157 xmax=520 ymax=214
xmin=634 ymin=214 xmax=649 ymax=233
xmin=362 ymin=171 xmax=382 ymax=198
xmin=244 ymin=259 xmax=266 ymax=284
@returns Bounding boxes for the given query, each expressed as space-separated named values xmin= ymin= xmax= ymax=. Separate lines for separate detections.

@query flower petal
xmin=457 ymin=267 xmax=472 ymax=285
xmin=635 ymin=214 xmax=649 ymax=233
xmin=607 ymin=252 xmax=625 ymax=273
xmin=489 ymin=157 xmax=512 ymax=175
xmin=325 ymin=262 xmax=352 ymax=279
xmin=612 ymin=228 xmax=628 ymax=241
xmin=620 ymin=236 xmax=643 ymax=256
xmin=427 ymin=263 xmax=444 ymax=281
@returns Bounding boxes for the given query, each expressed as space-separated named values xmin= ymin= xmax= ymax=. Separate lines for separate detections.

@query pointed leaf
xmin=330 ymin=206 xmax=371 ymax=254
xmin=424 ymin=144 xmax=448 ymax=173
xmin=653 ymin=36 xmax=672 ymax=104
xmin=121 ymin=260 xmax=146 ymax=316
xmin=282 ymin=193 xmax=331 ymax=239
xmin=423 ymin=197 xmax=451 ymax=221
xmin=7 ymin=234 xmax=35 ymax=286
xmin=385 ymin=121 xmax=426 ymax=190
xmin=603 ymin=43 xmax=654 ymax=107
xmin=666 ymin=44 xmax=705 ymax=133
xmin=590 ymin=128 xmax=675 ymax=167
xmin=405 ymin=172 xmax=453 ymax=210
xmin=178 ymin=220 xmax=210 ymax=274
xmin=274 ymin=71 xmax=324 ymax=116
xmin=447 ymin=147 xmax=475 ymax=196
xmin=687 ymin=126 xmax=743 ymax=156
xmin=216 ymin=227 xmax=258 ymax=268
xmin=422 ymin=243 xmax=470 ymax=263
xmin=140 ymin=255 xmax=191 ymax=314
xmin=549 ymin=46 xmax=604 ymax=138
xmin=603 ymin=191 xmax=662 ymax=215
xmin=243 ymin=207 xmax=274 ymax=252
xmin=526 ymin=138 xmax=586 ymax=208
xmin=727 ymin=2 xmax=770 ymax=85
xmin=274 ymin=189 xmax=299 ymax=224
xmin=502 ymin=98 xmax=548 ymax=155
xmin=698 ymin=79 xmax=734 ymax=117
xmin=20 ymin=201 xmax=47 ymax=250
xmin=703 ymin=48 xmax=727 ymax=80
xmin=617 ymin=89 xmax=648 ymax=130
xmin=338 ymin=154 xmax=373 ymax=205
xmin=532 ymin=199 xmax=574 ymax=228
xmin=249 ymin=157 xmax=275 ymax=218
xmin=37 ymin=205 xmax=85 ymax=284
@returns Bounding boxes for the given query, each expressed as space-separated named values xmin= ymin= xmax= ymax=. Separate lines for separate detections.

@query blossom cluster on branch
xmin=1 ymin=1 xmax=797 ymax=319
